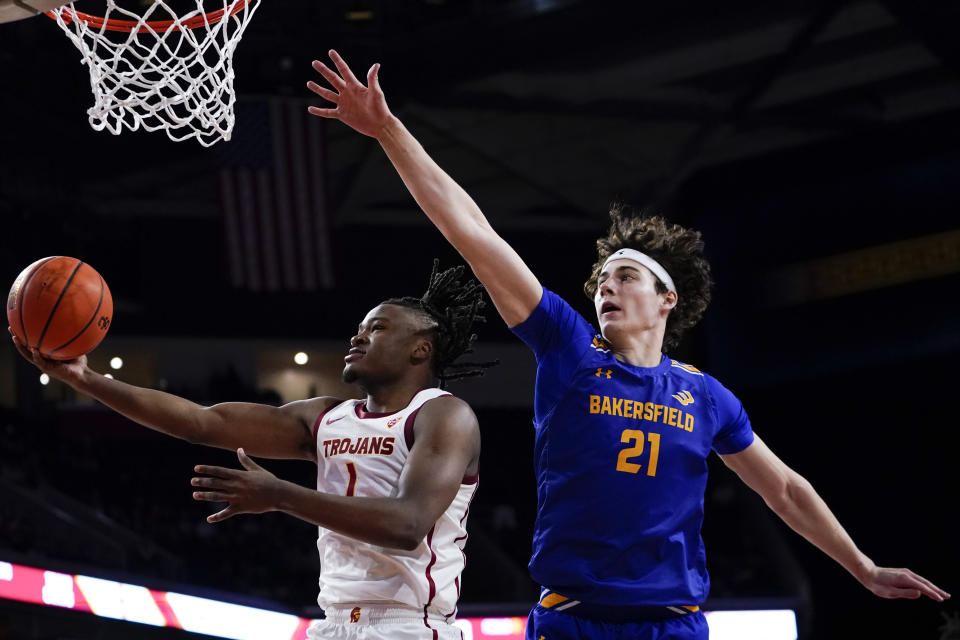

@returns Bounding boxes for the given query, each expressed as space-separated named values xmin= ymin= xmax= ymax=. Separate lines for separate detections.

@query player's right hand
xmin=859 ymin=561 xmax=951 ymax=602
xmin=307 ymin=49 xmax=394 ymax=139
xmin=8 ymin=326 xmax=89 ymax=383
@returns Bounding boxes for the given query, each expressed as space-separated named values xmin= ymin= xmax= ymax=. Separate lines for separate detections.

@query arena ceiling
xmin=1 ymin=0 xmax=958 ymax=231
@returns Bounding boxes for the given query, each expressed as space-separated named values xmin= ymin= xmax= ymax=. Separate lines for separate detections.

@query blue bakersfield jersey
xmin=510 ymin=288 xmax=755 ymax=606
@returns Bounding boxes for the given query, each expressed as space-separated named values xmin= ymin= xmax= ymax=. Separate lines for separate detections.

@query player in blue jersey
xmin=307 ymin=51 xmax=951 ymax=640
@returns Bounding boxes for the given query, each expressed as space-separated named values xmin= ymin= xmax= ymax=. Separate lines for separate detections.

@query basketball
xmin=7 ymin=256 xmax=113 ymax=361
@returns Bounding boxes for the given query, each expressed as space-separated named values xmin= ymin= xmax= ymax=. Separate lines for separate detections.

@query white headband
xmin=601 ymin=248 xmax=677 ymax=294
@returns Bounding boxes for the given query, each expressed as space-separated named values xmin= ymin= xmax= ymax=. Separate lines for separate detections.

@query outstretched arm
xmin=721 ymin=435 xmax=950 ymax=602
xmin=10 ymin=331 xmax=324 ymax=461
xmin=192 ymin=396 xmax=480 ymax=550
xmin=307 ymin=50 xmax=542 ymax=327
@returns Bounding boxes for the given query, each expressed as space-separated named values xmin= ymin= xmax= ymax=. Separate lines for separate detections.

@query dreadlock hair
xmin=583 ymin=203 xmax=713 ymax=352
xmin=382 ymin=260 xmax=497 ymax=388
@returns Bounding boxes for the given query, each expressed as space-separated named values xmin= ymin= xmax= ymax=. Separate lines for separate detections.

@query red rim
xmin=45 ymin=0 xmax=250 ymax=33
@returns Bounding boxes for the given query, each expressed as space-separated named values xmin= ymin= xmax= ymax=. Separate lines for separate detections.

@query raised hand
xmin=9 ymin=326 xmax=88 ymax=384
xmin=307 ymin=49 xmax=393 ymax=138
xmin=192 ymin=448 xmax=281 ymax=523
xmin=860 ymin=563 xmax=951 ymax=601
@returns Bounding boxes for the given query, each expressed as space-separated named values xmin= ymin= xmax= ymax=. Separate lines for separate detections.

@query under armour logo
xmin=672 ymin=390 xmax=694 ymax=405
xmin=595 ymin=368 xmax=612 ymax=379
xmin=350 ymin=607 xmax=361 ymax=623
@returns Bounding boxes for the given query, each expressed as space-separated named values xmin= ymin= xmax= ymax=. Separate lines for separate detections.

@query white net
xmin=49 ymin=0 xmax=262 ymax=146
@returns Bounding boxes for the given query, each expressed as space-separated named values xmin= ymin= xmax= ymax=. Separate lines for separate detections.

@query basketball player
xmin=10 ymin=262 xmax=491 ymax=640
xmin=307 ymin=51 xmax=951 ymax=640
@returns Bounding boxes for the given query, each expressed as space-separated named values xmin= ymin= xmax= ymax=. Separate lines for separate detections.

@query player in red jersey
xmin=11 ymin=262 xmax=493 ymax=640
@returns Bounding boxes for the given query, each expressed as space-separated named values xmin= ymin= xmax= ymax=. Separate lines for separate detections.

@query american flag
xmin=218 ymin=99 xmax=334 ymax=291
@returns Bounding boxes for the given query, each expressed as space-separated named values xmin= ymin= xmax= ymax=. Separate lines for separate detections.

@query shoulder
xmin=667 ymin=358 xmax=706 ymax=377
xmin=269 ymin=396 xmax=345 ymax=460
xmin=665 ymin=359 xmax=735 ymax=407
xmin=411 ymin=396 xmax=480 ymax=464
xmin=664 ymin=358 xmax=711 ymax=396
xmin=514 ymin=287 xmax=595 ymax=337
xmin=280 ymin=396 xmax=344 ymax=426
xmin=543 ymin=288 xmax=595 ymax=329
xmin=417 ymin=394 xmax=478 ymax=431
xmin=667 ymin=358 xmax=735 ymax=395
xmin=667 ymin=364 xmax=749 ymax=430
xmin=410 ymin=395 xmax=480 ymax=450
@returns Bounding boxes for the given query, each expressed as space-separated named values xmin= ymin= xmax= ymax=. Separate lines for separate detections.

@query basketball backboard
xmin=0 ymin=0 xmax=66 ymax=23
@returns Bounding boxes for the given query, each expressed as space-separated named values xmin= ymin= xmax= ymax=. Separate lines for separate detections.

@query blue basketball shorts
xmin=525 ymin=604 xmax=708 ymax=640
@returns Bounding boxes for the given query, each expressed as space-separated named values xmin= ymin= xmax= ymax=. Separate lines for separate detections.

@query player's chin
xmin=598 ymin=318 xmax=622 ymax=339
xmin=341 ymin=363 xmax=359 ymax=384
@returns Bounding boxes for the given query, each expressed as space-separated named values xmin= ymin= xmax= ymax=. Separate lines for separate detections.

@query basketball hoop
xmin=47 ymin=0 xmax=262 ymax=146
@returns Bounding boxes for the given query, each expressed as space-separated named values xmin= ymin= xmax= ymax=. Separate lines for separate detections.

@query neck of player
xmin=361 ymin=375 xmax=437 ymax=413
xmin=607 ymin=325 xmax=666 ymax=368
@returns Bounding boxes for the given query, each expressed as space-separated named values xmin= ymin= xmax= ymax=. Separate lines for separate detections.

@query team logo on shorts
xmin=350 ymin=607 xmax=361 ymax=623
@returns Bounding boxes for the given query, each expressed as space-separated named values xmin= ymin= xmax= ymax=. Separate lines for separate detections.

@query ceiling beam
xmin=880 ymin=0 xmax=960 ymax=77
xmin=640 ymin=1 xmax=845 ymax=209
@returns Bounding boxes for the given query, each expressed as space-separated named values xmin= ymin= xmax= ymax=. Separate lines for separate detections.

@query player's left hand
xmin=861 ymin=564 xmax=951 ymax=601
xmin=191 ymin=449 xmax=280 ymax=523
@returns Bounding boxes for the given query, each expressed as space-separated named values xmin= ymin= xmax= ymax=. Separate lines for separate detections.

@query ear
xmin=660 ymin=290 xmax=678 ymax=312
xmin=411 ymin=337 xmax=433 ymax=366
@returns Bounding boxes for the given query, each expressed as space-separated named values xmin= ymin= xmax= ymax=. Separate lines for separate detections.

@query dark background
xmin=1 ymin=1 xmax=958 ymax=639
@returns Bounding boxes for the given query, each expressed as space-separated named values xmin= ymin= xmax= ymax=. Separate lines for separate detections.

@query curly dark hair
xmin=383 ymin=260 xmax=497 ymax=388
xmin=583 ymin=204 xmax=713 ymax=352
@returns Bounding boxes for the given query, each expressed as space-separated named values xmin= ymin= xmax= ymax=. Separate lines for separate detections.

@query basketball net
xmin=48 ymin=0 xmax=262 ymax=146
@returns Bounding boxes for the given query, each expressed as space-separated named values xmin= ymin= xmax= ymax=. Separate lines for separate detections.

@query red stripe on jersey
xmin=355 ymin=389 xmax=449 ymax=419
xmin=444 ymin=481 xmax=478 ymax=619
xmin=422 ymin=524 xmax=439 ymax=631
xmin=345 ymin=462 xmax=357 ymax=497
xmin=404 ymin=406 xmax=422 ymax=450
xmin=402 ymin=393 xmax=453 ymax=450
xmin=312 ymin=400 xmax=345 ymax=450
xmin=442 ymin=577 xmax=461 ymax=619
xmin=355 ymin=403 xmax=396 ymax=419
xmin=454 ymin=481 xmax=477 ymax=543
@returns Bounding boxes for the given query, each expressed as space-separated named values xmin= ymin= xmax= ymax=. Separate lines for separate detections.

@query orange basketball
xmin=7 ymin=256 xmax=113 ymax=361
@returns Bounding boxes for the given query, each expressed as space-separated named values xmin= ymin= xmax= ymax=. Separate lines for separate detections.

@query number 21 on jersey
xmin=616 ymin=429 xmax=660 ymax=476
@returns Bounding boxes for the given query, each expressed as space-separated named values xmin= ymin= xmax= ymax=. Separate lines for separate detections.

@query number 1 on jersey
xmin=616 ymin=429 xmax=660 ymax=476
xmin=345 ymin=462 xmax=357 ymax=496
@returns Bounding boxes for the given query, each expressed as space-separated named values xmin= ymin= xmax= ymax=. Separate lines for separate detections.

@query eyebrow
xmin=358 ymin=316 xmax=391 ymax=329
xmin=598 ymin=264 xmax=641 ymax=280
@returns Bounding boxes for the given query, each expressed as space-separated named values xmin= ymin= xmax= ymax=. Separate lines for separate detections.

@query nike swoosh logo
xmin=326 ymin=415 xmax=345 ymax=425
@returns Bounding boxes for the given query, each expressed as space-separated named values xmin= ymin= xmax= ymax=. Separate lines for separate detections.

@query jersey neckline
xmin=354 ymin=387 xmax=444 ymax=419
xmin=608 ymin=352 xmax=673 ymax=376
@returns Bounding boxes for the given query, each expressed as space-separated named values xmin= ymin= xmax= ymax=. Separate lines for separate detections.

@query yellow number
xmin=616 ymin=429 xmax=660 ymax=477
xmin=646 ymin=432 xmax=660 ymax=476
xmin=617 ymin=429 xmax=644 ymax=473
